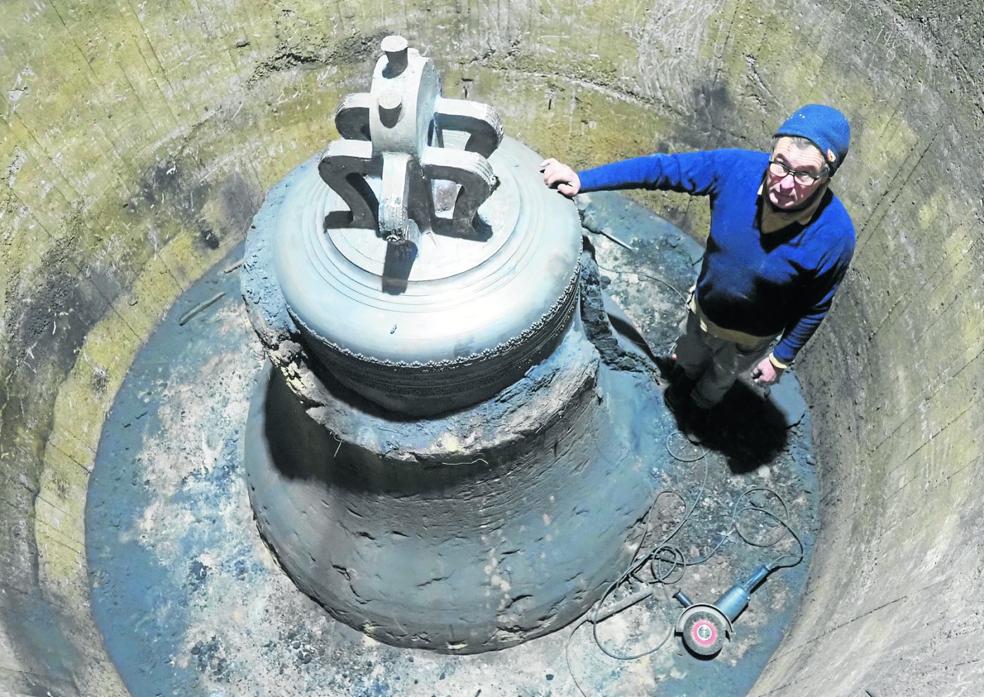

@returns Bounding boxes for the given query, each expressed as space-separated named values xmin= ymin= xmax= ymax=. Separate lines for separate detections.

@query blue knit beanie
xmin=775 ymin=104 xmax=851 ymax=174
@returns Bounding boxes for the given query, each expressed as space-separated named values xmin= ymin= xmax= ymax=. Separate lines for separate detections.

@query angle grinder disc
xmin=682 ymin=609 xmax=726 ymax=657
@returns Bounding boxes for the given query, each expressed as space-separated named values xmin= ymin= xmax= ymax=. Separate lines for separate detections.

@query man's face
xmin=766 ymin=137 xmax=828 ymax=210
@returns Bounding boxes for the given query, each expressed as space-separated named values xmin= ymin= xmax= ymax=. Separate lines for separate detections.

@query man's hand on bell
xmin=751 ymin=356 xmax=782 ymax=386
xmin=539 ymin=158 xmax=581 ymax=197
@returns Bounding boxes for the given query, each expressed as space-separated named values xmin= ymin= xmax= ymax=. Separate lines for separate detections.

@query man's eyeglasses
xmin=768 ymin=159 xmax=826 ymax=186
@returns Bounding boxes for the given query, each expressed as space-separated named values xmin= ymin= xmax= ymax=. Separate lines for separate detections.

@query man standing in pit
xmin=541 ymin=105 xmax=855 ymax=421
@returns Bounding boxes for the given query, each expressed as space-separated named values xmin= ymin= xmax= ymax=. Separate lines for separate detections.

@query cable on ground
xmin=565 ymin=429 xmax=806 ymax=696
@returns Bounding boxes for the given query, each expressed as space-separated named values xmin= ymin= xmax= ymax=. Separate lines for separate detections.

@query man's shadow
xmin=654 ymin=357 xmax=790 ymax=473
xmin=700 ymin=383 xmax=789 ymax=473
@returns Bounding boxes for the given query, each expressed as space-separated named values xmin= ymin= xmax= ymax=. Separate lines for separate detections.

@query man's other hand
xmin=539 ymin=158 xmax=581 ymax=197
xmin=751 ymin=356 xmax=782 ymax=386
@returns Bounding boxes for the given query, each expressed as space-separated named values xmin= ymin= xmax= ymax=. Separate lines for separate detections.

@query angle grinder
xmin=673 ymin=564 xmax=770 ymax=657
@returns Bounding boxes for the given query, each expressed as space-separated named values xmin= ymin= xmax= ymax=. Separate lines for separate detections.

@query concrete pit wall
xmin=0 ymin=1 xmax=981 ymax=695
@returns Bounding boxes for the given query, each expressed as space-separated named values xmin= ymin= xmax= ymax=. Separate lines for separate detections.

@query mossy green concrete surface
xmin=1 ymin=0 xmax=982 ymax=694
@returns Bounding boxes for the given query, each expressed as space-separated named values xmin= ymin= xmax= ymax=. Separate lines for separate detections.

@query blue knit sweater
xmin=578 ymin=149 xmax=855 ymax=364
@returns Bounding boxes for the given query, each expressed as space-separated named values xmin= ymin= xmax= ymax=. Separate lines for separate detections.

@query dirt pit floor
xmin=87 ymin=191 xmax=819 ymax=697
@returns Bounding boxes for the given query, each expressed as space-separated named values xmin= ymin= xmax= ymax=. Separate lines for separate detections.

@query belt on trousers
xmin=687 ymin=290 xmax=775 ymax=349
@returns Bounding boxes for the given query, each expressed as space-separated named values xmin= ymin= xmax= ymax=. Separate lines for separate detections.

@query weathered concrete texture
xmin=1 ymin=0 xmax=983 ymax=695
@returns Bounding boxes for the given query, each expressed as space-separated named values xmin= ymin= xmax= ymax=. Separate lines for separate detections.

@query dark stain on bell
xmin=85 ymin=36 xmax=819 ymax=697
xmin=197 ymin=223 xmax=221 ymax=250
xmin=189 ymin=636 xmax=229 ymax=679
xmin=382 ymin=241 xmax=416 ymax=294
xmin=187 ymin=560 xmax=210 ymax=592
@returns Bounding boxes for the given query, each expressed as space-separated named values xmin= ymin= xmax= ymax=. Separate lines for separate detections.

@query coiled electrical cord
xmin=566 ymin=430 xmax=806 ymax=696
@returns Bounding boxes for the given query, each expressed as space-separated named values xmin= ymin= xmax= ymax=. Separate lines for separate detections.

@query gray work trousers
xmin=673 ymin=309 xmax=774 ymax=409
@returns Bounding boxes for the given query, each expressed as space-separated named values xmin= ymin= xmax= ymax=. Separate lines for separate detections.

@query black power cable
xmin=565 ymin=430 xmax=806 ymax=696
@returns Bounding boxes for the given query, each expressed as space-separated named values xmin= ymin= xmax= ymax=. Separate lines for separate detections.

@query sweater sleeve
xmin=578 ymin=150 xmax=728 ymax=196
xmin=772 ymin=232 xmax=855 ymax=364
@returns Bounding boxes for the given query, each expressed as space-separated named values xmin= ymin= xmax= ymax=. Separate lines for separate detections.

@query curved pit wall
xmin=0 ymin=2 xmax=981 ymax=695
